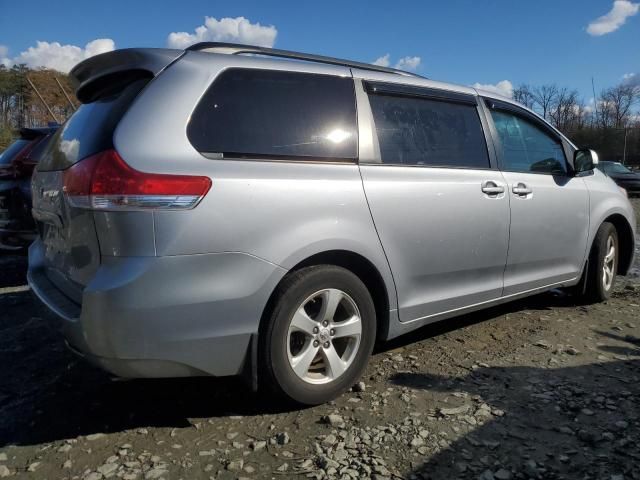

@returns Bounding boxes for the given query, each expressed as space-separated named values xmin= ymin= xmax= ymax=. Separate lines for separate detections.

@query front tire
xmin=580 ymin=222 xmax=618 ymax=303
xmin=261 ymin=265 xmax=376 ymax=405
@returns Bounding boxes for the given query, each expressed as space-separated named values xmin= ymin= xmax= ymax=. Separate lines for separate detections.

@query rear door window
xmin=188 ymin=69 xmax=358 ymax=160
xmin=367 ymin=93 xmax=490 ymax=168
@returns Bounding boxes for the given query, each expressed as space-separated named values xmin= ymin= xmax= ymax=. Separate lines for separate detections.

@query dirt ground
xmin=0 ymin=200 xmax=639 ymax=480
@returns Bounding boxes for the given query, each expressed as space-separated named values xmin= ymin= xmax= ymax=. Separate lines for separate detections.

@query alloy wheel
xmin=602 ymin=234 xmax=616 ymax=291
xmin=286 ymin=288 xmax=362 ymax=384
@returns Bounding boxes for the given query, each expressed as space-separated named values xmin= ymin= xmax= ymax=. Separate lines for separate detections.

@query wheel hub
xmin=317 ymin=329 xmax=330 ymax=344
xmin=286 ymin=288 xmax=362 ymax=384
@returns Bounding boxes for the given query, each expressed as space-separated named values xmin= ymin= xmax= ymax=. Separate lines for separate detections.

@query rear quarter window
xmin=188 ymin=68 xmax=358 ymax=160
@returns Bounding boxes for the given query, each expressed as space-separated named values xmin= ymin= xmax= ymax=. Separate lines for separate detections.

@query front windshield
xmin=609 ymin=162 xmax=634 ymax=174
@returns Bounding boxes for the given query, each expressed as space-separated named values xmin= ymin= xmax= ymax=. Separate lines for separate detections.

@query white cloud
xmin=372 ymin=54 xmax=390 ymax=67
xmin=372 ymin=54 xmax=421 ymax=71
xmin=167 ymin=16 xmax=277 ymax=49
xmin=395 ymin=56 xmax=421 ymax=71
xmin=622 ymin=72 xmax=640 ymax=86
xmin=4 ymin=39 xmax=115 ymax=73
xmin=472 ymin=80 xmax=514 ymax=98
xmin=587 ymin=0 xmax=639 ymax=36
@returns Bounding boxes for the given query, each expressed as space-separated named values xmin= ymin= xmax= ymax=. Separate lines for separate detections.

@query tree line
xmin=0 ymin=64 xmax=75 ymax=150
xmin=513 ymin=82 xmax=639 ymax=131
xmin=1 ymin=64 xmax=639 ymax=164
xmin=512 ymin=81 xmax=640 ymax=165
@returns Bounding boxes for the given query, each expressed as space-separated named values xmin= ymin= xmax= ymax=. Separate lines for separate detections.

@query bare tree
xmin=513 ymin=84 xmax=535 ymax=109
xmin=549 ymin=87 xmax=581 ymax=132
xmin=598 ymin=84 xmax=638 ymax=128
xmin=531 ymin=84 xmax=558 ymax=120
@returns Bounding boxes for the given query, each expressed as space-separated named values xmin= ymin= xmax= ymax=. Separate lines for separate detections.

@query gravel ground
xmin=0 ymin=200 xmax=639 ymax=480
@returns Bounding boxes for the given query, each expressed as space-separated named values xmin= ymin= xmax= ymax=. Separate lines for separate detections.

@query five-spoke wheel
xmin=601 ymin=234 xmax=616 ymax=292
xmin=580 ymin=221 xmax=618 ymax=303
xmin=262 ymin=265 xmax=376 ymax=405
xmin=287 ymin=288 xmax=362 ymax=384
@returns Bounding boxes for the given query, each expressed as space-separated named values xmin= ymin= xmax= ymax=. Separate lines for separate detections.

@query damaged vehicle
xmin=28 ymin=43 xmax=636 ymax=405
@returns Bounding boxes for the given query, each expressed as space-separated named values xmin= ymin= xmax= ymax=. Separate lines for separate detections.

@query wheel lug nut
xmin=313 ymin=327 xmax=319 ymax=334
xmin=323 ymin=321 xmax=329 ymax=327
xmin=330 ymin=329 xmax=335 ymax=336
xmin=313 ymin=340 xmax=319 ymax=347
xmin=323 ymin=342 xmax=330 ymax=348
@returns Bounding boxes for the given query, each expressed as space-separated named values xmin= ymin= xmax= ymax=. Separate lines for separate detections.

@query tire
xmin=580 ymin=222 xmax=619 ymax=304
xmin=261 ymin=265 xmax=376 ymax=405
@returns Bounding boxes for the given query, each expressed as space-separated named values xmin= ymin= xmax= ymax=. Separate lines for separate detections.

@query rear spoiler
xmin=69 ymin=48 xmax=183 ymax=103
xmin=19 ymin=127 xmax=58 ymax=140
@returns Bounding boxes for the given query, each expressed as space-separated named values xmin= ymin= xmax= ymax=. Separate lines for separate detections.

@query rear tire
xmin=261 ymin=265 xmax=376 ymax=405
xmin=580 ymin=222 xmax=618 ymax=304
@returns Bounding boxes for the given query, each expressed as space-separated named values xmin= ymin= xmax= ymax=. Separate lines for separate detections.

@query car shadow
xmin=594 ymin=329 xmax=640 ymax=357
xmin=0 ymin=291 xmax=292 ymax=448
xmin=390 ymin=334 xmax=640 ymax=479
xmin=377 ymin=288 xmax=580 ymax=353
xmin=0 ymin=287 xmax=588 ymax=448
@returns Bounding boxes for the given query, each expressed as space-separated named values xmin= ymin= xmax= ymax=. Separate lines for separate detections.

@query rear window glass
xmin=368 ymin=94 xmax=490 ymax=169
xmin=37 ymin=78 xmax=149 ymax=171
xmin=0 ymin=139 xmax=30 ymax=165
xmin=188 ymin=69 xmax=358 ymax=160
xmin=25 ymin=135 xmax=53 ymax=162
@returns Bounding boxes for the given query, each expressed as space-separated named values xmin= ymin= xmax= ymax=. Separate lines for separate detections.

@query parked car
xmin=0 ymin=127 xmax=58 ymax=251
xmin=28 ymin=43 xmax=636 ymax=405
xmin=596 ymin=161 xmax=640 ymax=196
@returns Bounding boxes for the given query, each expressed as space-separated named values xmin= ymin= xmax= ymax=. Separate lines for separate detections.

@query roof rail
xmin=186 ymin=42 xmax=425 ymax=78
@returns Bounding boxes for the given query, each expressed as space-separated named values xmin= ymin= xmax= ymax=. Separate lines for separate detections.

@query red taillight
xmin=63 ymin=149 xmax=211 ymax=210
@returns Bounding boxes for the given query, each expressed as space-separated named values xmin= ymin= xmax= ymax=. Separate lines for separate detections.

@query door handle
xmin=481 ymin=180 xmax=505 ymax=195
xmin=512 ymin=182 xmax=532 ymax=196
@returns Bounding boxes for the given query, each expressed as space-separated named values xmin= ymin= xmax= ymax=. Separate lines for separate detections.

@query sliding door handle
xmin=481 ymin=180 xmax=505 ymax=195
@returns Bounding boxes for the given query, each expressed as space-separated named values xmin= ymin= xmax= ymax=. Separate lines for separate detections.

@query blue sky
xmin=1 ymin=0 xmax=638 ymax=100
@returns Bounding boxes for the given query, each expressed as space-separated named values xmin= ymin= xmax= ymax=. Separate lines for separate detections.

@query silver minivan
xmin=29 ymin=43 xmax=636 ymax=405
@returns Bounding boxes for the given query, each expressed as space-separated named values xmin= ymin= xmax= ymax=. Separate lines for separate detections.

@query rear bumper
xmin=28 ymin=239 xmax=287 ymax=377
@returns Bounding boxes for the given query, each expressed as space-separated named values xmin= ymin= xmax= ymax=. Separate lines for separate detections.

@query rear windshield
xmin=38 ymin=78 xmax=149 ymax=171
xmin=26 ymin=134 xmax=54 ymax=162
xmin=0 ymin=139 xmax=31 ymax=165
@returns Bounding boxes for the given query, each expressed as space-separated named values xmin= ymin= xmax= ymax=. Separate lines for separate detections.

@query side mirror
xmin=573 ymin=148 xmax=599 ymax=174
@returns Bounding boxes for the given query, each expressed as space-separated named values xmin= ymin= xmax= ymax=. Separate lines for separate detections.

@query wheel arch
xmin=259 ymin=249 xmax=393 ymax=346
xmin=602 ymin=213 xmax=635 ymax=276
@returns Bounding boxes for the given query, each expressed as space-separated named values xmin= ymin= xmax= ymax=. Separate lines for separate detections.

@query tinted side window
xmin=367 ymin=94 xmax=490 ymax=168
xmin=490 ymin=110 xmax=567 ymax=175
xmin=188 ymin=69 xmax=357 ymax=160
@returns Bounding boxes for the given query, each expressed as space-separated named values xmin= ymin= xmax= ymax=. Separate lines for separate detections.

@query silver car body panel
xmin=28 ymin=48 xmax=636 ymax=380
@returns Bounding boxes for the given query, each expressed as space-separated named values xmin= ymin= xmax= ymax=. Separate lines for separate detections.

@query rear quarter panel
xmin=113 ymin=51 xmax=398 ymax=310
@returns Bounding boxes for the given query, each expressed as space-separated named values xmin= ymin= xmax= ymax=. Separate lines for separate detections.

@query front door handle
xmin=481 ymin=180 xmax=505 ymax=195
xmin=512 ymin=182 xmax=532 ymax=196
